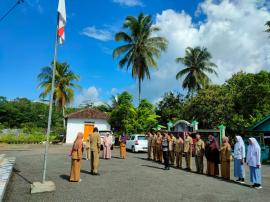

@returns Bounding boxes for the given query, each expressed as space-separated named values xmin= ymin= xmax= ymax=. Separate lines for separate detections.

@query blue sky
xmin=1 ymin=0 xmax=270 ymax=106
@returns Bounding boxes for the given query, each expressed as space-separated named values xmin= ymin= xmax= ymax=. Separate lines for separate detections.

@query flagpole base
xmin=30 ymin=181 xmax=56 ymax=194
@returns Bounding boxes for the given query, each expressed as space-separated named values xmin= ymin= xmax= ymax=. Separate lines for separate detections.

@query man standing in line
xmin=89 ymin=127 xmax=101 ymax=175
xmin=194 ymin=134 xmax=205 ymax=174
xmin=152 ymin=132 xmax=157 ymax=161
xmin=162 ymin=132 xmax=170 ymax=170
xmin=175 ymin=134 xmax=184 ymax=168
xmin=168 ymin=133 xmax=176 ymax=165
xmin=184 ymin=132 xmax=193 ymax=171
xmin=147 ymin=132 xmax=153 ymax=160
xmin=156 ymin=131 xmax=163 ymax=163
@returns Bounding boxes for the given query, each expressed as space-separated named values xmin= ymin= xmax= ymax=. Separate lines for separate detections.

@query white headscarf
xmin=234 ymin=136 xmax=245 ymax=159
xmin=247 ymin=137 xmax=261 ymax=167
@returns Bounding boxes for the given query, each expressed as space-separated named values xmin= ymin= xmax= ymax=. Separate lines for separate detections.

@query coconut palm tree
xmin=113 ymin=13 xmax=168 ymax=102
xmin=176 ymin=47 xmax=217 ymax=96
xmin=38 ymin=61 xmax=80 ymax=128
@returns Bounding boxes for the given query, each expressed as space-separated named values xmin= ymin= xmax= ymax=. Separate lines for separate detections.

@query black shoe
xmin=235 ymin=178 xmax=241 ymax=182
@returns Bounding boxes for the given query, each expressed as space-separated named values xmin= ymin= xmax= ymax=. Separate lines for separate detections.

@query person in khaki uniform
xmin=152 ymin=132 xmax=157 ymax=161
xmin=220 ymin=136 xmax=231 ymax=180
xmin=184 ymin=132 xmax=193 ymax=171
xmin=156 ymin=131 xmax=163 ymax=163
xmin=147 ymin=132 xmax=153 ymax=160
xmin=168 ymin=133 xmax=176 ymax=165
xmin=85 ymin=137 xmax=90 ymax=160
xmin=175 ymin=134 xmax=184 ymax=168
xmin=89 ymin=127 xmax=101 ymax=175
xmin=70 ymin=132 xmax=83 ymax=182
xmin=194 ymin=134 xmax=205 ymax=174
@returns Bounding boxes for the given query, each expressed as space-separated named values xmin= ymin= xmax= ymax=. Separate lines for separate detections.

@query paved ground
xmin=1 ymin=144 xmax=270 ymax=202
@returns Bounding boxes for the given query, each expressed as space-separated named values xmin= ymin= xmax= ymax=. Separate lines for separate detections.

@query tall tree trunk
xmin=138 ymin=79 xmax=141 ymax=104
xmin=62 ymin=106 xmax=66 ymax=129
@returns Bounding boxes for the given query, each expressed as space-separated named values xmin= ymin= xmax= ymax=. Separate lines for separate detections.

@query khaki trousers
xmin=90 ymin=151 xmax=99 ymax=173
xmin=153 ymin=146 xmax=157 ymax=161
xmin=169 ymin=151 xmax=175 ymax=165
xmin=148 ymin=146 xmax=152 ymax=159
xmin=86 ymin=148 xmax=90 ymax=160
xmin=185 ymin=152 xmax=192 ymax=169
xmin=175 ymin=152 xmax=183 ymax=168
xmin=195 ymin=155 xmax=204 ymax=173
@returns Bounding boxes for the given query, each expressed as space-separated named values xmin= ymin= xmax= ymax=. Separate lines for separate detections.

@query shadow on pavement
xmin=13 ymin=168 xmax=32 ymax=184
xmin=59 ymin=174 xmax=70 ymax=181
xmin=80 ymin=170 xmax=90 ymax=174
xmin=111 ymin=156 xmax=123 ymax=159
xmin=141 ymin=165 xmax=164 ymax=170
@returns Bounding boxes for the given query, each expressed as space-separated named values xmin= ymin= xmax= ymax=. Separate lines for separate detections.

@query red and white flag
xmin=57 ymin=0 xmax=66 ymax=45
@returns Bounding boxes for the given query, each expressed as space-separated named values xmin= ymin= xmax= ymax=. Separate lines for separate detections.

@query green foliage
xmin=109 ymin=91 xmax=137 ymax=134
xmin=109 ymin=92 xmax=158 ymax=134
xmin=37 ymin=61 xmax=80 ymax=128
xmin=0 ymin=130 xmax=59 ymax=144
xmin=113 ymin=13 xmax=168 ymax=101
xmin=0 ymin=97 xmax=63 ymax=130
xmin=182 ymin=85 xmax=233 ymax=129
xmin=176 ymin=47 xmax=217 ymax=96
xmin=135 ymin=99 xmax=159 ymax=133
xmin=181 ymin=71 xmax=270 ymax=135
xmin=156 ymin=91 xmax=185 ymax=126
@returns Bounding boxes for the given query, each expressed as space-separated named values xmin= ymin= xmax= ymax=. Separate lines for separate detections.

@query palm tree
xmin=265 ymin=20 xmax=270 ymax=33
xmin=176 ymin=47 xmax=217 ymax=96
xmin=113 ymin=13 xmax=168 ymax=102
xmin=38 ymin=61 xmax=80 ymax=128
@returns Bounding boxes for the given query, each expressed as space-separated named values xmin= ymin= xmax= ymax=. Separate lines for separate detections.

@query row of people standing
xmin=147 ymin=131 xmax=262 ymax=189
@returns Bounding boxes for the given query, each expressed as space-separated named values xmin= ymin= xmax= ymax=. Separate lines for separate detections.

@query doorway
xmin=84 ymin=124 xmax=94 ymax=142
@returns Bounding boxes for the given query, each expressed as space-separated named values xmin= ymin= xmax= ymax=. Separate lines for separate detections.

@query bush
xmin=0 ymin=130 xmax=61 ymax=144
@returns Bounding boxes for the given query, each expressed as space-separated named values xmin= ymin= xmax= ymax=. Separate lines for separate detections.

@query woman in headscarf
xmin=205 ymin=135 xmax=220 ymax=176
xmin=70 ymin=132 xmax=84 ymax=182
xmin=247 ymin=138 xmax=262 ymax=189
xmin=119 ymin=134 xmax=127 ymax=159
xmin=103 ymin=133 xmax=112 ymax=159
xmin=220 ymin=136 xmax=231 ymax=180
xmin=234 ymin=135 xmax=245 ymax=183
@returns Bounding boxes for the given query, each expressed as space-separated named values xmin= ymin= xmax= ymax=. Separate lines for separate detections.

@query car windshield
xmin=138 ymin=136 xmax=145 ymax=140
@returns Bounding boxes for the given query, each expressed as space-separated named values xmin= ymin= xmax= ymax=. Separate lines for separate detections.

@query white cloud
xmin=75 ymin=86 xmax=103 ymax=107
xmin=81 ymin=26 xmax=113 ymax=41
xmin=112 ymin=0 xmax=143 ymax=7
xmin=128 ymin=0 xmax=270 ymax=103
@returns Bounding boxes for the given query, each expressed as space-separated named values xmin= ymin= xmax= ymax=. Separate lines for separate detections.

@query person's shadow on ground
xmin=59 ymin=174 xmax=69 ymax=181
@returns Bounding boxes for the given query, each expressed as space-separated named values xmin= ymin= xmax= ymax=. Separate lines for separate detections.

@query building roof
xmin=250 ymin=115 xmax=270 ymax=131
xmin=66 ymin=108 xmax=109 ymax=120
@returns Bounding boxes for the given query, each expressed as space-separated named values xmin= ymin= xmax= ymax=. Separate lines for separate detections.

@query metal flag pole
xmin=31 ymin=2 xmax=59 ymax=194
xmin=42 ymin=28 xmax=58 ymax=183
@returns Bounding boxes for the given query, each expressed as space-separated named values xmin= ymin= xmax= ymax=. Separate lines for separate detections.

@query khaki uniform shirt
xmin=184 ymin=136 xmax=193 ymax=153
xmin=220 ymin=142 xmax=231 ymax=162
xmin=168 ymin=136 xmax=176 ymax=151
xmin=89 ymin=132 xmax=101 ymax=152
xmin=175 ymin=137 xmax=184 ymax=153
xmin=195 ymin=139 xmax=205 ymax=156
xmin=151 ymin=135 xmax=157 ymax=147
xmin=148 ymin=135 xmax=153 ymax=147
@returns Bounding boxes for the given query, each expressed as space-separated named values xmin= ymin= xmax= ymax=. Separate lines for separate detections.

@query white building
xmin=66 ymin=108 xmax=111 ymax=144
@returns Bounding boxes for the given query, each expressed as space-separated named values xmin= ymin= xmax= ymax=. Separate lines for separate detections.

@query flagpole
xmin=42 ymin=15 xmax=59 ymax=184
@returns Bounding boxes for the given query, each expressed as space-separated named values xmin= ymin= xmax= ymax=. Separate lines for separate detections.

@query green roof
xmin=250 ymin=115 xmax=270 ymax=131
